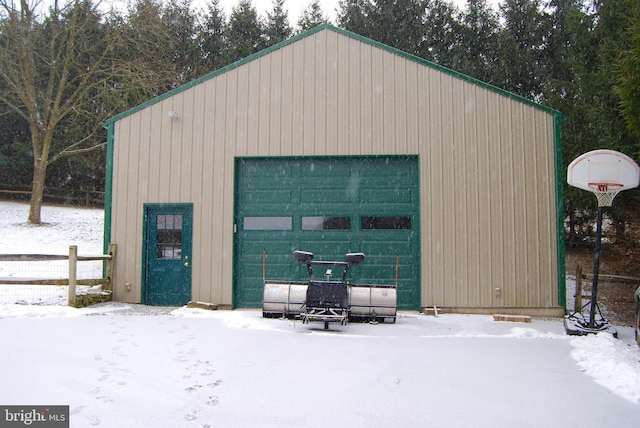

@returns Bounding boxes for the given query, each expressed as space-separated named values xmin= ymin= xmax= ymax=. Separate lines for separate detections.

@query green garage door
xmin=234 ymin=156 xmax=420 ymax=310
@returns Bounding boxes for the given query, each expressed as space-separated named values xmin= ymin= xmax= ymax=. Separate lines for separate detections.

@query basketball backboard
xmin=567 ymin=149 xmax=640 ymax=206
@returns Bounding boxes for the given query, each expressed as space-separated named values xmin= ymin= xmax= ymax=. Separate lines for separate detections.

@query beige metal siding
xmin=110 ymin=28 xmax=558 ymax=311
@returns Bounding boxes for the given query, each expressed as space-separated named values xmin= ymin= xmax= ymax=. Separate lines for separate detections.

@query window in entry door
xmin=156 ymin=214 xmax=183 ymax=259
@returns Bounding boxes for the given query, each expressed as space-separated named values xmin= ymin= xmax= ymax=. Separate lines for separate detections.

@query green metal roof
xmin=104 ymin=24 xmax=561 ymax=127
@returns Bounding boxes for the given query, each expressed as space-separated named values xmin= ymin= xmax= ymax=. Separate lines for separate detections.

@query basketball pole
xmin=564 ymin=194 xmax=617 ymax=337
xmin=563 ymin=200 xmax=616 ymax=337
xmin=588 ymin=206 xmax=604 ymax=329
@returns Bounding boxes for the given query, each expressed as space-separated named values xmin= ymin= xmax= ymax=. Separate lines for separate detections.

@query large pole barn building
xmin=103 ymin=25 xmax=565 ymax=316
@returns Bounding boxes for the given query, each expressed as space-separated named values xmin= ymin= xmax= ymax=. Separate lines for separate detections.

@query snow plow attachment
xmin=349 ymin=283 xmax=397 ymax=323
xmin=262 ymin=281 xmax=308 ymax=318
xmin=262 ymin=251 xmax=397 ymax=328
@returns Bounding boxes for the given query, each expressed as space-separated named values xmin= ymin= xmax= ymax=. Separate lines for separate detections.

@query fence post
xmin=68 ymin=246 xmax=77 ymax=306
xmin=105 ymin=243 xmax=116 ymax=292
xmin=574 ymin=264 xmax=583 ymax=314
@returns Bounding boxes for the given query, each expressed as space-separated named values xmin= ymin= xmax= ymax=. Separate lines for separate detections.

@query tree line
xmin=0 ymin=0 xmax=638 ymax=231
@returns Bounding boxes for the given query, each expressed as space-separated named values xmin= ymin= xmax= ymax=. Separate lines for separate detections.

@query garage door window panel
xmin=361 ymin=216 xmax=412 ymax=230
xmin=302 ymin=216 xmax=351 ymax=230
xmin=243 ymin=216 xmax=292 ymax=230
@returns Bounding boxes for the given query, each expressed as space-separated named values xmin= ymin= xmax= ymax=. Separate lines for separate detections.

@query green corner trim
xmin=554 ymin=114 xmax=566 ymax=312
xmin=103 ymin=122 xmax=114 ymax=256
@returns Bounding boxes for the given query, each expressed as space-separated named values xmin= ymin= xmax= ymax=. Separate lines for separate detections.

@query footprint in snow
xmin=185 ymin=384 xmax=203 ymax=393
xmin=184 ymin=410 xmax=200 ymax=421
xmin=200 ymin=368 xmax=216 ymax=377
xmin=70 ymin=405 xmax=85 ymax=415
xmin=96 ymin=395 xmax=114 ymax=404
xmin=111 ymin=346 xmax=126 ymax=357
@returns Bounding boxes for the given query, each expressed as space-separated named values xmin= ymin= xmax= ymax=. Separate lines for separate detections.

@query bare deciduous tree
xmin=0 ymin=0 xmax=120 ymax=223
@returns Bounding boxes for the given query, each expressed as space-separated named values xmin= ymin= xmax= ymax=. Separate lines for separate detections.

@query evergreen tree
xmin=161 ymin=0 xmax=200 ymax=83
xmin=587 ymin=0 xmax=637 ymax=151
xmin=337 ymin=0 xmax=373 ymax=34
xmin=339 ymin=0 xmax=427 ymax=56
xmin=0 ymin=107 xmax=32 ymax=190
xmin=455 ymin=0 xmax=500 ymax=83
xmin=543 ymin=0 xmax=600 ymax=236
xmin=367 ymin=0 xmax=427 ymax=56
xmin=495 ymin=0 xmax=550 ymax=100
xmin=297 ymin=0 xmax=328 ymax=32
xmin=225 ymin=0 xmax=265 ymax=62
xmin=198 ymin=0 xmax=228 ymax=73
xmin=421 ymin=0 xmax=461 ymax=66
xmin=586 ymin=0 xmax=640 ymax=223
xmin=543 ymin=0 xmax=593 ymax=101
xmin=542 ymin=0 xmax=640 ymax=236
xmin=265 ymin=0 xmax=292 ymax=45
xmin=120 ymin=0 xmax=184 ymax=99
xmin=614 ymin=0 xmax=640 ymax=148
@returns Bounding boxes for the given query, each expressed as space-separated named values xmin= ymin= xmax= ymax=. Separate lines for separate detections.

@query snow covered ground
xmin=0 ymin=201 xmax=639 ymax=427
xmin=0 ymin=201 xmax=104 ymax=255
xmin=0 ymin=201 xmax=105 ymax=305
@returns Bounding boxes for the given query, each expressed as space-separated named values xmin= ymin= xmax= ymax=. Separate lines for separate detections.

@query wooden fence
xmin=0 ymin=244 xmax=116 ymax=307
xmin=0 ymin=186 xmax=104 ymax=207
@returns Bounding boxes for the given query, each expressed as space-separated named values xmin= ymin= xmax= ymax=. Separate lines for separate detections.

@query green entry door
xmin=234 ymin=157 xmax=420 ymax=310
xmin=143 ymin=204 xmax=193 ymax=306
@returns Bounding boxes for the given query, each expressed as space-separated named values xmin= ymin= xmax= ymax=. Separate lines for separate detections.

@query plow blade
xmin=262 ymin=281 xmax=397 ymax=323
xmin=349 ymin=284 xmax=397 ymax=323
xmin=262 ymin=281 xmax=307 ymax=318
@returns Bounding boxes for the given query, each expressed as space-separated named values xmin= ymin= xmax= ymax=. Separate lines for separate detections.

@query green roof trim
xmin=327 ymin=25 xmax=562 ymax=117
xmin=103 ymin=25 xmax=327 ymax=126
xmin=104 ymin=24 xmax=561 ymax=126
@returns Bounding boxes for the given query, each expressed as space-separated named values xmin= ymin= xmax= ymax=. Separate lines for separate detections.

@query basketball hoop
xmin=588 ymin=183 xmax=624 ymax=207
xmin=565 ymin=150 xmax=640 ymax=337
